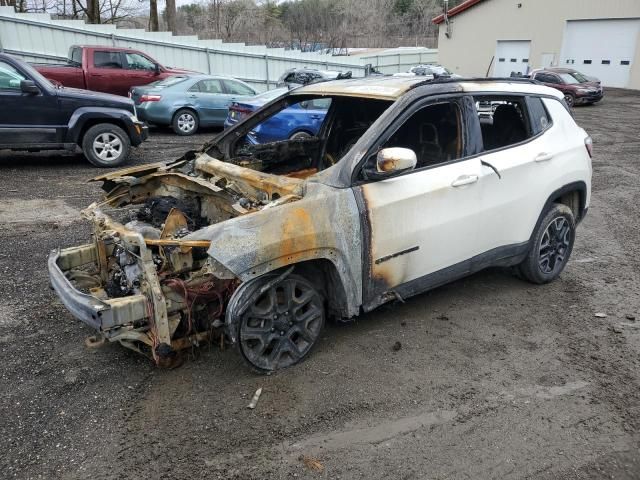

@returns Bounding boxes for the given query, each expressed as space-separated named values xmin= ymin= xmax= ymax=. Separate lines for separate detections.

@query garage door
xmin=560 ymin=19 xmax=640 ymax=88
xmin=493 ymin=40 xmax=531 ymax=77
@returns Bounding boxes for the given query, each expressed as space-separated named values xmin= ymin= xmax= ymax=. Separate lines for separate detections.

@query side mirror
xmin=375 ymin=147 xmax=417 ymax=176
xmin=20 ymin=80 xmax=40 ymax=94
xmin=154 ymin=63 xmax=161 ymax=75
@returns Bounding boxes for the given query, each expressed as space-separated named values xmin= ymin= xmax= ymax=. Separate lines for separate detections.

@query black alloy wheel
xmin=238 ymin=274 xmax=324 ymax=371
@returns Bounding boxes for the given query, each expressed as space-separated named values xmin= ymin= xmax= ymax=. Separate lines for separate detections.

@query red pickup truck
xmin=34 ymin=45 xmax=193 ymax=97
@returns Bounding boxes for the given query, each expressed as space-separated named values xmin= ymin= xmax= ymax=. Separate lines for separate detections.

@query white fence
xmin=0 ymin=7 xmax=437 ymax=91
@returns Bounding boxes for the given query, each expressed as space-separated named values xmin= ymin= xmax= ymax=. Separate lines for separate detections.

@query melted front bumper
xmin=48 ymin=244 xmax=147 ymax=334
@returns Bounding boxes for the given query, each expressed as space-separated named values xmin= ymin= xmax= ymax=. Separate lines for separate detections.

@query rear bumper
xmin=48 ymin=245 xmax=147 ymax=334
xmin=136 ymin=103 xmax=173 ymax=126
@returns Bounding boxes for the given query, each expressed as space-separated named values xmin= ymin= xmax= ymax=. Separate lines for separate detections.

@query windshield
xmin=560 ymin=71 xmax=589 ymax=84
xmin=152 ymin=75 xmax=190 ymax=88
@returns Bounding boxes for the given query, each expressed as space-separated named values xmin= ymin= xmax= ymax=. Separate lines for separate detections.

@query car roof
xmin=183 ymin=74 xmax=247 ymax=82
xmin=294 ymin=76 xmax=564 ymax=101
xmin=537 ymin=68 xmax=575 ymax=74
xmin=295 ymin=76 xmax=426 ymax=100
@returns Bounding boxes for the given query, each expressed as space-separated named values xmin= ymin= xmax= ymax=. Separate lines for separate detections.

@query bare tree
xmin=164 ymin=0 xmax=176 ymax=33
xmin=148 ymin=0 xmax=159 ymax=30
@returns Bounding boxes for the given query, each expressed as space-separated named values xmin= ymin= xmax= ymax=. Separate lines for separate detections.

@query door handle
xmin=451 ymin=174 xmax=479 ymax=187
xmin=188 ymin=94 xmax=197 ymax=98
xmin=534 ymin=152 xmax=554 ymax=162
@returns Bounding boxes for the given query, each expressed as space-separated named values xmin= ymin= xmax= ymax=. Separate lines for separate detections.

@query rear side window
xmin=94 ymin=51 xmax=123 ymax=69
xmin=535 ymin=73 xmax=560 ymax=84
xmin=190 ymin=79 xmax=223 ymax=93
xmin=474 ymin=96 xmax=533 ymax=151
xmin=526 ymin=96 xmax=552 ymax=135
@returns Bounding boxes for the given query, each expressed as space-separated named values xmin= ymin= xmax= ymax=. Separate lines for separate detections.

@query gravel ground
xmin=1 ymin=90 xmax=639 ymax=479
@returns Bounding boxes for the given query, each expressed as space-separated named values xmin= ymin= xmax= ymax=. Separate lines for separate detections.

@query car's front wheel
xmin=564 ymin=93 xmax=575 ymax=108
xmin=518 ymin=203 xmax=576 ymax=284
xmin=82 ymin=123 xmax=130 ymax=167
xmin=172 ymin=109 xmax=199 ymax=136
xmin=233 ymin=273 xmax=325 ymax=372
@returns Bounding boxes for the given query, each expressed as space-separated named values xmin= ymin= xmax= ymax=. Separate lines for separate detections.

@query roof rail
xmin=411 ymin=76 xmax=541 ymax=89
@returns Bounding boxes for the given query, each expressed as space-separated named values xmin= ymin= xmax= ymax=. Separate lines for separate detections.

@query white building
xmin=433 ymin=0 xmax=640 ymax=89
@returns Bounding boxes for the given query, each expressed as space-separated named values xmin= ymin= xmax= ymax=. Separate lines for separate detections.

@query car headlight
xmin=577 ymin=88 xmax=591 ymax=94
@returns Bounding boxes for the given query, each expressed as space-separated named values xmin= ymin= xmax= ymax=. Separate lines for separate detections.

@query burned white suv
xmin=49 ymin=76 xmax=592 ymax=371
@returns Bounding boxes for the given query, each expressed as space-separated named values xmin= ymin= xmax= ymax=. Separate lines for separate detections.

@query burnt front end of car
xmin=47 ymin=155 xmax=308 ymax=364
xmin=48 ymin=205 xmax=235 ymax=364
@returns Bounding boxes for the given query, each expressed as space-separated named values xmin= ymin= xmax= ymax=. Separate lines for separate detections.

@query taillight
xmin=585 ymin=136 xmax=593 ymax=158
xmin=140 ymin=94 xmax=162 ymax=103
xmin=232 ymin=105 xmax=253 ymax=114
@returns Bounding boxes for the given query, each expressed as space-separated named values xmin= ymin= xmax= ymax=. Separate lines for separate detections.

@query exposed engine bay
xmin=52 ymin=152 xmax=312 ymax=366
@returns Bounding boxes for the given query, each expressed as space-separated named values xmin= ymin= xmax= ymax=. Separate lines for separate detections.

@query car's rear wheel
xmin=289 ymin=131 xmax=312 ymax=140
xmin=235 ymin=273 xmax=325 ymax=372
xmin=172 ymin=109 xmax=199 ymax=136
xmin=82 ymin=123 xmax=130 ymax=167
xmin=518 ymin=204 xmax=576 ymax=284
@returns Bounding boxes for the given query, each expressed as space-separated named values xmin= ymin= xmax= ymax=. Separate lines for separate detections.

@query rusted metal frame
xmin=145 ymin=239 xmax=211 ymax=248
xmin=195 ymin=155 xmax=304 ymax=199
xmin=86 ymin=208 xmax=172 ymax=345
xmin=133 ymin=232 xmax=172 ymax=346
xmin=95 ymin=236 xmax=109 ymax=283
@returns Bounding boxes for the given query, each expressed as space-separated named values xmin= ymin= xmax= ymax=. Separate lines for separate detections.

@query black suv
xmin=0 ymin=54 xmax=148 ymax=167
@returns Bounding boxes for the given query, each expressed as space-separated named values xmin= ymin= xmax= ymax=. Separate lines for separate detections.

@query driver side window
xmin=0 ymin=61 xmax=26 ymax=90
xmin=379 ymin=101 xmax=463 ymax=170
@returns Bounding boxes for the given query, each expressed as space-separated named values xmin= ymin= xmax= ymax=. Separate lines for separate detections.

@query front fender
xmin=186 ymin=183 xmax=363 ymax=317
xmin=67 ymin=107 xmax=138 ymax=144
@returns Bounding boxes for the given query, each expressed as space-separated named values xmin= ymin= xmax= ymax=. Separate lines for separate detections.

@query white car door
xmin=356 ymin=97 xmax=485 ymax=308
xmin=474 ymin=95 xmax=558 ymax=254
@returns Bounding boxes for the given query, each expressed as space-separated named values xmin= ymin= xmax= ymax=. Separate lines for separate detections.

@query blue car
xmin=224 ymin=88 xmax=330 ymax=144
xmin=130 ymin=74 xmax=257 ymax=135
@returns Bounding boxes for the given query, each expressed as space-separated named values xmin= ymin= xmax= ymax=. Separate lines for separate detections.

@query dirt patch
xmin=0 ymin=198 xmax=80 ymax=225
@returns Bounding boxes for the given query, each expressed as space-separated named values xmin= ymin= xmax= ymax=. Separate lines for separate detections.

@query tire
xmin=289 ymin=131 xmax=312 ymax=140
xmin=233 ymin=273 xmax=325 ymax=372
xmin=82 ymin=123 xmax=130 ymax=167
xmin=564 ymin=93 xmax=575 ymax=108
xmin=518 ymin=204 xmax=576 ymax=284
xmin=172 ymin=109 xmax=199 ymax=136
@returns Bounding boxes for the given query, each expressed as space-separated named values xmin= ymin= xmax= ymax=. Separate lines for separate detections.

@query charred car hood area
xmin=48 ymin=149 xmax=362 ymax=367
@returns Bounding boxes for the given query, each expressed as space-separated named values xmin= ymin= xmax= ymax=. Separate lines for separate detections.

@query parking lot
xmin=1 ymin=88 xmax=639 ymax=479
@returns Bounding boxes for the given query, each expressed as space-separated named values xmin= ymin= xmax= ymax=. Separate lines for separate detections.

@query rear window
xmin=69 ymin=47 xmax=82 ymax=66
xmin=224 ymin=80 xmax=255 ymax=96
xmin=153 ymin=75 xmax=189 ymax=87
